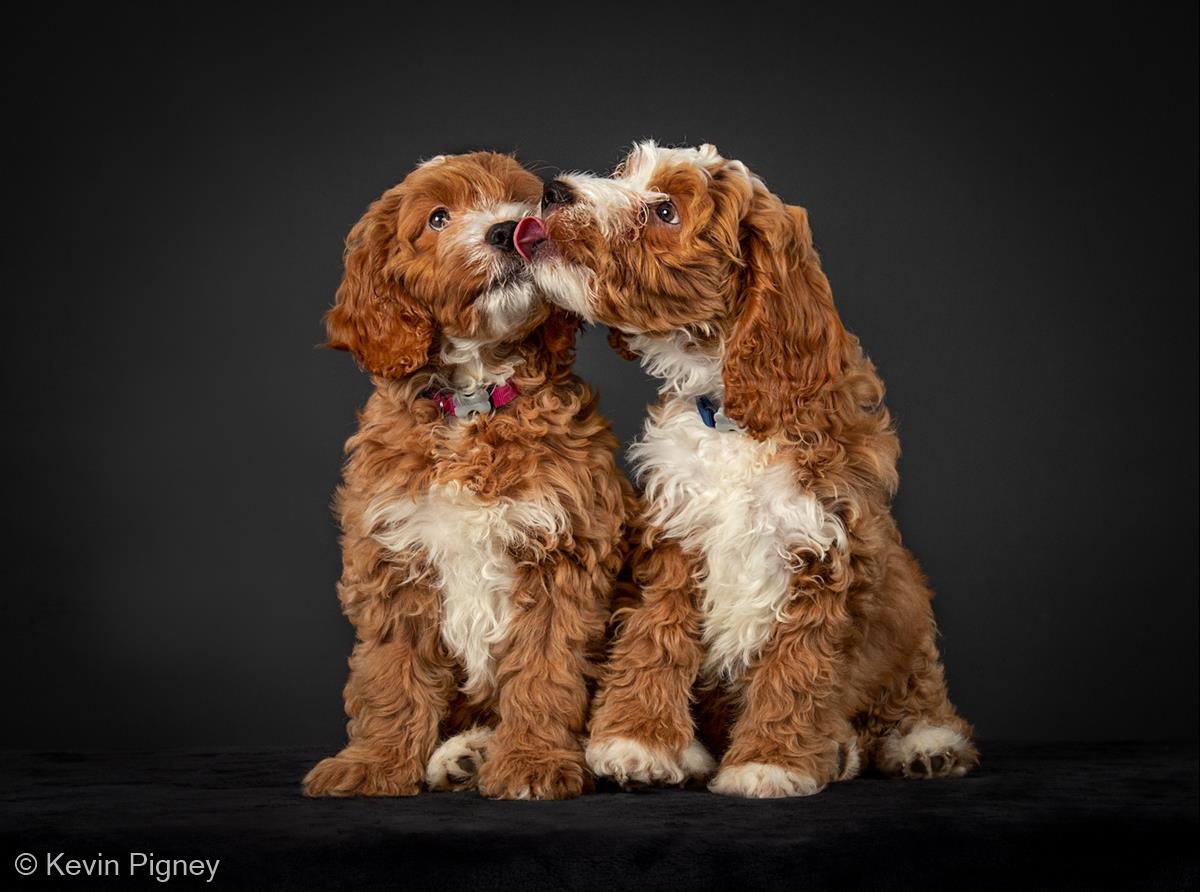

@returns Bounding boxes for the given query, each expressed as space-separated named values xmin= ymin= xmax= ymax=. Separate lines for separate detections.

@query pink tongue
xmin=514 ymin=216 xmax=547 ymax=261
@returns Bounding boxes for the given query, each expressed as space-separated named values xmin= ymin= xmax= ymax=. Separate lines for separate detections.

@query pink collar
xmin=424 ymin=381 xmax=519 ymax=419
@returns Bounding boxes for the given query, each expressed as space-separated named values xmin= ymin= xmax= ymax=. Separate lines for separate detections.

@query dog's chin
xmin=474 ymin=276 xmax=543 ymax=344
xmin=529 ymin=254 xmax=597 ymax=322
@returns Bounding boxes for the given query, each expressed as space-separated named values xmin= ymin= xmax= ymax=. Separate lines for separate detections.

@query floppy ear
xmin=536 ymin=306 xmax=582 ymax=368
xmin=722 ymin=193 xmax=849 ymax=436
xmin=607 ymin=327 xmax=640 ymax=361
xmin=324 ymin=187 xmax=434 ymax=378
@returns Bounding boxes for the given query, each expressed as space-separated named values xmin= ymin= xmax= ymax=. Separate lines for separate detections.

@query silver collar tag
xmin=453 ymin=389 xmax=493 ymax=417
xmin=712 ymin=405 xmax=742 ymax=433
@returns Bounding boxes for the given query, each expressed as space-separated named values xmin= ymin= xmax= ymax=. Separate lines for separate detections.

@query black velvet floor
xmin=2 ymin=743 xmax=1196 ymax=890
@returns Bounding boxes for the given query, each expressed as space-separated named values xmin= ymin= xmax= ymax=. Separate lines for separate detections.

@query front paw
xmin=478 ymin=746 xmax=586 ymax=801
xmin=708 ymin=762 xmax=822 ymax=798
xmin=425 ymin=726 xmax=493 ymax=791
xmin=303 ymin=751 xmax=421 ymax=797
xmin=586 ymin=736 xmax=715 ymax=788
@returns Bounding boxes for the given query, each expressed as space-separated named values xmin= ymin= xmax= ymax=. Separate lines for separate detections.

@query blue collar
xmin=696 ymin=396 xmax=741 ymax=432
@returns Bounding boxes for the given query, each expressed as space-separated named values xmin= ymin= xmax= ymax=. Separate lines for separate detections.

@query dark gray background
xmin=2 ymin=7 xmax=1195 ymax=749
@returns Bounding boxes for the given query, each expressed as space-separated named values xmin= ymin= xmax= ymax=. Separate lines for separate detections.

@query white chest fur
xmin=365 ymin=482 xmax=568 ymax=696
xmin=630 ymin=400 xmax=846 ymax=680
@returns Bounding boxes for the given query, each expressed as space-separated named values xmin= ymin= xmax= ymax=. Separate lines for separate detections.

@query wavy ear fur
xmin=722 ymin=191 xmax=849 ymax=436
xmin=607 ymin=327 xmax=640 ymax=361
xmin=536 ymin=306 xmax=583 ymax=370
xmin=324 ymin=187 xmax=433 ymax=378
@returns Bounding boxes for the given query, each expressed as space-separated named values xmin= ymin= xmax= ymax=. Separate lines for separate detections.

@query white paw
xmin=586 ymin=736 xmax=707 ymax=786
xmin=425 ymin=726 xmax=493 ymax=791
xmin=678 ymin=739 xmax=717 ymax=781
xmin=880 ymin=723 xmax=973 ymax=779
xmin=708 ymin=762 xmax=822 ymax=798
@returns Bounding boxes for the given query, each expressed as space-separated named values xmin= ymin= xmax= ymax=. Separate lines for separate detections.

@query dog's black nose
xmin=542 ymin=179 xmax=575 ymax=211
xmin=485 ymin=220 xmax=518 ymax=252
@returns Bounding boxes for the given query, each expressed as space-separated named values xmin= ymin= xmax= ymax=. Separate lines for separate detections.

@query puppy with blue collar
xmin=518 ymin=141 xmax=977 ymax=797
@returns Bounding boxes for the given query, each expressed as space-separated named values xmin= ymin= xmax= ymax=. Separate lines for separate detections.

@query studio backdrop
xmin=1 ymin=6 xmax=1195 ymax=750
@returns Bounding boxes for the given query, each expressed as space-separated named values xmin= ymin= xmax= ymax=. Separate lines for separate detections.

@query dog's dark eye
xmin=653 ymin=200 xmax=679 ymax=225
xmin=428 ymin=208 xmax=451 ymax=231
